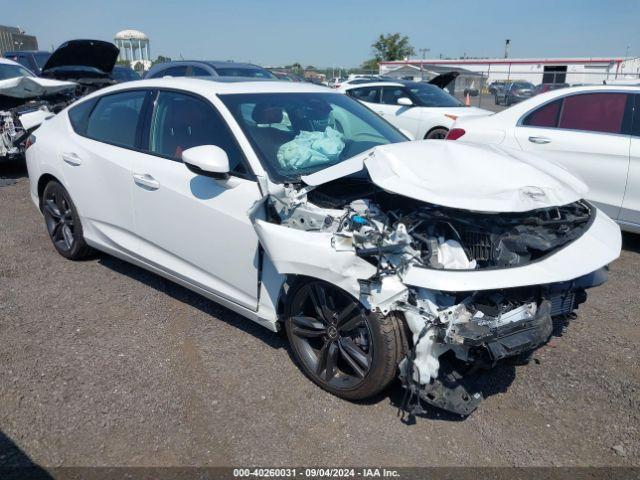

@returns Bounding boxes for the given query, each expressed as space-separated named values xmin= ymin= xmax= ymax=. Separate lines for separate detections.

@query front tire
xmin=284 ymin=279 xmax=407 ymax=400
xmin=41 ymin=180 xmax=94 ymax=260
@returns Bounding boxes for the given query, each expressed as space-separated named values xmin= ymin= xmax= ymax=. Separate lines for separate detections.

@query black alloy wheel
xmin=285 ymin=280 xmax=406 ymax=400
xmin=42 ymin=180 xmax=94 ymax=260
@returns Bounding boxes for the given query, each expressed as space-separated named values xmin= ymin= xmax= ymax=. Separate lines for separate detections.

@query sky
xmin=5 ymin=0 xmax=640 ymax=67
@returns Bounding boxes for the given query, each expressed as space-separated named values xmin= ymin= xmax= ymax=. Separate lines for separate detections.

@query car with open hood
xmin=26 ymin=78 xmax=621 ymax=416
xmin=0 ymin=40 xmax=120 ymax=162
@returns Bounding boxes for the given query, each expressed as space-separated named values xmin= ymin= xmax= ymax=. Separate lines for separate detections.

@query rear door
xmin=513 ymin=91 xmax=633 ymax=219
xmin=620 ymin=94 xmax=640 ymax=229
xmin=130 ymin=89 xmax=262 ymax=310
xmin=63 ymin=89 xmax=151 ymax=247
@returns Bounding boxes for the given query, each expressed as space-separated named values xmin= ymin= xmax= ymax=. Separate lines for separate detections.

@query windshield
xmin=112 ymin=67 xmax=141 ymax=81
xmin=512 ymin=82 xmax=534 ymax=89
xmin=33 ymin=53 xmax=51 ymax=69
xmin=214 ymin=67 xmax=276 ymax=79
xmin=0 ymin=63 xmax=34 ymax=80
xmin=220 ymin=92 xmax=407 ymax=181
xmin=406 ymin=83 xmax=463 ymax=107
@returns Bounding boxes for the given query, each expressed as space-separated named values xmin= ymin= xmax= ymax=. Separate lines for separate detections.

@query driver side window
xmin=146 ymin=91 xmax=250 ymax=177
xmin=381 ymin=87 xmax=408 ymax=105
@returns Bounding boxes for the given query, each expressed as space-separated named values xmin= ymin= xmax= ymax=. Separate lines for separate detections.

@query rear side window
xmin=85 ymin=90 xmax=147 ymax=148
xmin=188 ymin=66 xmax=209 ymax=76
xmin=522 ymin=99 xmax=562 ymax=127
xmin=558 ymin=93 xmax=628 ymax=134
xmin=147 ymin=90 xmax=249 ymax=176
xmin=348 ymin=87 xmax=380 ymax=103
xmin=68 ymin=98 xmax=97 ymax=135
xmin=151 ymin=65 xmax=188 ymax=78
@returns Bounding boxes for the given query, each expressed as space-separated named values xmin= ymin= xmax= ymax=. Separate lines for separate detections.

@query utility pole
xmin=419 ymin=47 xmax=429 ymax=81
xmin=504 ymin=39 xmax=511 ymax=59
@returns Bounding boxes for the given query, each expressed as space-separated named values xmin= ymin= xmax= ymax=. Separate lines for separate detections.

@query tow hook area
xmin=398 ymin=301 xmax=554 ymax=418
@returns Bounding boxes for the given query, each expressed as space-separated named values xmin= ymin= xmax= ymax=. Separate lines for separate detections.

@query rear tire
xmin=284 ymin=279 xmax=407 ymax=400
xmin=425 ymin=128 xmax=449 ymax=140
xmin=41 ymin=180 xmax=94 ymax=260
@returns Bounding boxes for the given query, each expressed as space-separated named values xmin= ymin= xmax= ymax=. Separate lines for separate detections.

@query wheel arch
xmin=36 ymin=173 xmax=61 ymax=209
xmin=424 ymin=125 xmax=449 ymax=139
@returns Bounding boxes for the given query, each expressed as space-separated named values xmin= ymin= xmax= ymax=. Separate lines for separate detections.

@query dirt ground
xmin=1 ymin=162 xmax=639 ymax=468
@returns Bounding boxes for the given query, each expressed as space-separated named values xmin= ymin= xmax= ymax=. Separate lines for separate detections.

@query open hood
xmin=42 ymin=40 xmax=119 ymax=75
xmin=301 ymin=141 xmax=588 ymax=213
xmin=428 ymin=71 xmax=459 ymax=89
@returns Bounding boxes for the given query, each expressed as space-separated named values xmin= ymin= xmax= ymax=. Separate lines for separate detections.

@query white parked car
xmin=447 ymin=86 xmax=640 ymax=232
xmin=26 ymin=78 xmax=620 ymax=416
xmin=339 ymin=80 xmax=491 ymax=139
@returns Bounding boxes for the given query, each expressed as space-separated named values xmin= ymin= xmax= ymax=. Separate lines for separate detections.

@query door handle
xmin=62 ymin=152 xmax=82 ymax=166
xmin=528 ymin=136 xmax=551 ymax=144
xmin=377 ymin=111 xmax=385 ymax=115
xmin=133 ymin=173 xmax=160 ymax=190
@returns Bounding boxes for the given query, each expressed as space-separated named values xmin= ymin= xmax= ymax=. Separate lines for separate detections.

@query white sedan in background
xmin=339 ymin=80 xmax=491 ymax=139
xmin=447 ymin=86 xmax=640 ymax=232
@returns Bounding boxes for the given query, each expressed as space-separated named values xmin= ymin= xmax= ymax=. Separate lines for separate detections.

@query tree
xmin=371 ymin=33 xmax=415 ymax=62
xmin=305 ymin=65 xmax=316 ymax=71
xmin=151 ymin=55 xmax=171 ymax=66
xmin=360 ymin=58 xmax=379 ymax=73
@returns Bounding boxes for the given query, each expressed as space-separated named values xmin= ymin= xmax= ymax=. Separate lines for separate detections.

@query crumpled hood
xmin=0 ymin=76 xmax=76 ymax=99
xmin=301 ymin=140 xmax=588 ymax=213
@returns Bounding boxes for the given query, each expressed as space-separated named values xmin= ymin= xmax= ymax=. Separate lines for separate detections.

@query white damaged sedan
xmin=26 ymin=78 xmax=621 ymax=416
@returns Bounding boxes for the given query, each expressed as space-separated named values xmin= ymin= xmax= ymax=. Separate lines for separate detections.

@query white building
xmin=380 ymin=57 xmax=640 ymax=86
xmin=114 ymin=29 xmax=151 ymax=71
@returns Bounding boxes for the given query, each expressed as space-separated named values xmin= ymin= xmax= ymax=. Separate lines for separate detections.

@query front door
xmin=131 ymin=90 xmax=262 ymax=310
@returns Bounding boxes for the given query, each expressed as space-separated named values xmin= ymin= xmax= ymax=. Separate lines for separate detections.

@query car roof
xmin=154 ymin=60 xmax=264 ymax=69
xmin=0 ymin=57 xmax=22 ymax=66
xmin=341 ymin=81 xmax=405 ymax=90
xmin=78 ymin=77 xmax=333 ymax=101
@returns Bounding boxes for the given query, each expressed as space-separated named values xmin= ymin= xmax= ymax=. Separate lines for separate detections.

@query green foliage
xmin=371 ymin=33 xmax=415 ymax=62
xmin=151 ymin=55 xmax=171 ymax=66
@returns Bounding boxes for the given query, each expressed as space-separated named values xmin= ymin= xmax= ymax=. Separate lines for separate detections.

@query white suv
xmin=26 ymin=78 xmax=620 ymax=416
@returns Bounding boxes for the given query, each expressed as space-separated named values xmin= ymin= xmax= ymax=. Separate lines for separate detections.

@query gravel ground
xmin=1 ymin=162 xmax=639 ymax=468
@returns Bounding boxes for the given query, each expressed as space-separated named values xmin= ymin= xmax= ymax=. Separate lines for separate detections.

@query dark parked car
xmin=488 ymin=80 xmax=508 ymax=95
xmin=145 ymin=60 xmax=276 ymax=79
xmin=110 ymin=65 xmax=141 ymax=82
xmin=533 ymin=82 xmax=569 ymax=95
xmin=495 ymin=81 xmax=535 ymax=106
xmin=3 ymin=50 xmax=51 ymax=75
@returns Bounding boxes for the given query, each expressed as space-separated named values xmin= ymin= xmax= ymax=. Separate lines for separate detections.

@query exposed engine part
xmin=264 ymin=172 xmax=601 ymax=417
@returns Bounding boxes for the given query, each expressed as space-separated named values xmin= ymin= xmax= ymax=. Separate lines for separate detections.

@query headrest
xmin=252 ymin=103 xmax=283 ymax=124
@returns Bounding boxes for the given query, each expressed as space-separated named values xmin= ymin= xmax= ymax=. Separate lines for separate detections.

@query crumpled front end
xmin=253 ymin=169 xmax=621 ymax=416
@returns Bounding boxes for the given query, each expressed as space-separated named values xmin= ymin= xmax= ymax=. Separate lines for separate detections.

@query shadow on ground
xmin=622 ymin=232 xmax=640 ymax=254
xmin=98 ymin=254 xmax=287 ymax=350
xmin=0 ymin=431 xmax=52 ymax=479
xmin=0 ymin=158 xmax=27 ymax=185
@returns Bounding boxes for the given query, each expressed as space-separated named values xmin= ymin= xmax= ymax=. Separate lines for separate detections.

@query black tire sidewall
xmin=42 ymin=181 xmax=90 ymax=260
xmin=284 ymin=280 xmax=398 ymax=401
xmin=426 ymin=128 xmax=448 ymax=140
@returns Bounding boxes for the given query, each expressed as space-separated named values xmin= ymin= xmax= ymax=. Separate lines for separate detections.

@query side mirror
xmin=183 ymin=145 xmax=230 ymax=180
xmin=397 ymin=97 xmax=413 ymax=107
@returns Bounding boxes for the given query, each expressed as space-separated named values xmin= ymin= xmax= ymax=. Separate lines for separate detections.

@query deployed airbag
xmin=277 ymin=126 xmax=345 ymax=171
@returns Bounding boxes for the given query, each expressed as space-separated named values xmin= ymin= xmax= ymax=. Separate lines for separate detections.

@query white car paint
xmin=448 ymin=85 xmax=640 ymax=232
xmin=25 ymin=78 xmax=621 ymax=412
xmin=338 ymin=81 xmax=491 ymax=139
xmin=303 ymin=140 xmax=588 ymax=213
